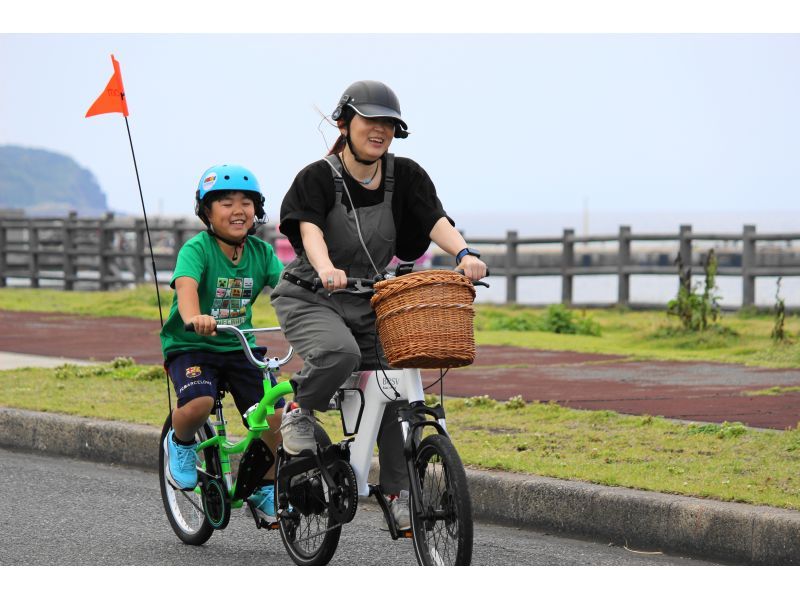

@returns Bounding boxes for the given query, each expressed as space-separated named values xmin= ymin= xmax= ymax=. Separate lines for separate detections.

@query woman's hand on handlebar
xmin=456 ymin=255 xmax=488 ymax=282
xmin=317 ymin=266 xmax=348 ymax=291
xmin=187 ymin=314 xmax=217 ymax=336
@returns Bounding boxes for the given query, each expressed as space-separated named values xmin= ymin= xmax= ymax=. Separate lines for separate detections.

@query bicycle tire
xmin=158 ymin=414 xmax=219 ymax=546
xmin=276 ymin=422 xmax=342 ymax=566
xmin=410 ymin=434 xmax=473 ymax=566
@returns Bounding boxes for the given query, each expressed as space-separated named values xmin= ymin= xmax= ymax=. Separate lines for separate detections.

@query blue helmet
xmin=195 ymin=164 xmax=266 ymax=225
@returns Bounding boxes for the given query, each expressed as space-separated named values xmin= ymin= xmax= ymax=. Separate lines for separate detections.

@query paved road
xmin=0 ymin=448 xmax=713 ymax=566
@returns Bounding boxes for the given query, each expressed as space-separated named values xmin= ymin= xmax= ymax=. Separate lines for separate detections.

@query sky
xmin=1 ymin=5 xmax=800 ymax=236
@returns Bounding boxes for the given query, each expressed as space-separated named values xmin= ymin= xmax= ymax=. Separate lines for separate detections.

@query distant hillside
xmin=0 ymin=145 xmax=108 ymax=216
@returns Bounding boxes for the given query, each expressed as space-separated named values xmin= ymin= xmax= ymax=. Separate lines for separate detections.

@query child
xmin=160 ymin=164 xmax=284 ymax=518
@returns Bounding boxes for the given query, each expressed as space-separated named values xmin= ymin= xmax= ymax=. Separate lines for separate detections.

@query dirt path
xmin=2 ymin=310 xmax=799 ymax=430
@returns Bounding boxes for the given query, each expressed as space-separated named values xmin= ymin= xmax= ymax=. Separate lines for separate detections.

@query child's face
xmin=207 ymin=191 xmax=255 ymax=240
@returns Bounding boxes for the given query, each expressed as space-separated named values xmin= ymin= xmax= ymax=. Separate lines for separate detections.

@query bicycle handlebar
xmin=183 ymin=323 xmax=294 ymax=370
xmin=312 ymin=269 xmax=491 ymax=294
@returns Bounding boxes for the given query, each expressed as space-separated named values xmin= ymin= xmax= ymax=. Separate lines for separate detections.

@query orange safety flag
xmin=85 ymin=54 xmax=129 ymax=118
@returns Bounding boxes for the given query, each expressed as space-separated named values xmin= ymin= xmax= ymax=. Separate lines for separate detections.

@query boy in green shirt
xmin=160 ymin=164 xmax=284 ymax=518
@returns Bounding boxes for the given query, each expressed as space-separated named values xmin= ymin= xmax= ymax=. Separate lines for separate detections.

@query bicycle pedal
xmin=246 ymin=500 xmax=277 ymax=530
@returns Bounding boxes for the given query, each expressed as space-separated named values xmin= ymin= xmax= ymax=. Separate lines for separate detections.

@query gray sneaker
xmin=279 ymin=408 xmax=317 ymax=455
xmin=389 ymin=490 xmax=410 ymax=531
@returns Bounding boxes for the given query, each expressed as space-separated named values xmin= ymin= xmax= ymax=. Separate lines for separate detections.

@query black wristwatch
xmin=455 ymin=247 xmax=481 ymax=265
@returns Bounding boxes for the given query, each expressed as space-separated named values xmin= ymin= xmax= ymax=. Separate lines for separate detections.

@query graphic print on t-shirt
xmin=212 ymin=277 xmax=253 ymax=326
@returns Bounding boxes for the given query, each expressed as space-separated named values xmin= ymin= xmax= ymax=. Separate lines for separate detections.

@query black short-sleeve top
xmin=278 ymin=154 xmax=454 ymax=262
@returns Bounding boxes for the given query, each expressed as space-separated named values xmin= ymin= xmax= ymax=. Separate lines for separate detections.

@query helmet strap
xmin=345 ymin=132 xmax=379 ymax=166
xmin=206 ymin=229 xmax=247 ymax=262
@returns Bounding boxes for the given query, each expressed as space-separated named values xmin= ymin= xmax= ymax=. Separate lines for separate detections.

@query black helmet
xmin=332 ymin=80 xmax=409 ymax=139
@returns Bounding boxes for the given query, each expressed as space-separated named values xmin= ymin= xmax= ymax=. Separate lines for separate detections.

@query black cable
xmin=423 ymin=368 xmax=450 ymax=391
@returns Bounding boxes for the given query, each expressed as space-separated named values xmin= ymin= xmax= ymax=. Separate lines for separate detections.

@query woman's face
xmin=342 ymin=114 xmax=395 ymax=162
xmin=206 ymin=191 xmax=255 ymax=241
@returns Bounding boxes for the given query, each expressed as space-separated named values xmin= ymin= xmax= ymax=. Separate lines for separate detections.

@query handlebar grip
xmin=312 ymin=277 xmax=376 ymax=289
xmin=184 ymin=323 xmax=195 ymax=332
xmin=455 ymin=268 xmax=491 ymax=287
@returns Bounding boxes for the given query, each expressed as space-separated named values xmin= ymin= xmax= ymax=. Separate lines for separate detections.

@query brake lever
xmin=329 ymin=281 xmax=376 ymax=296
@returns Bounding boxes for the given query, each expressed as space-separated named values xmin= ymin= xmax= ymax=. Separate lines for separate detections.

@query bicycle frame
xmin=334 ymin=367 xmax=446 ymax=497
xmin=194 ymin=376 xmax=293 ymax=504
xmin=190 ymin=325 xmax=295 ymax=505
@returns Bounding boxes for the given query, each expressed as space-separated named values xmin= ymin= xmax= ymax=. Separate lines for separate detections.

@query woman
xmin=271 ymin=80 xmax=487 ymax=529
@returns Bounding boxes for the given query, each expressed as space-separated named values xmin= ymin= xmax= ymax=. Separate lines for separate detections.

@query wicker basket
xmin=370 ymin=270 xmax=476 ymax=368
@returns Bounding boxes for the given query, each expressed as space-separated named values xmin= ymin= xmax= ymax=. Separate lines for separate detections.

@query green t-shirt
xmin=160 ymin=232 xmax=284 ymax=358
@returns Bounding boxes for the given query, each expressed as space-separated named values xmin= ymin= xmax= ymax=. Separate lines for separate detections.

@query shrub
xmin=502 ymin=396 xmax=526 ymax=410
xmin=464 ymin=395 xmax=496 ymax=408
xmin=539 ymin=305 xmax=602 ymax=337
xmin=476 ymin=305 xmax=601 ymax=336
xmin=667 ymin=249 xmax=721 ymax=332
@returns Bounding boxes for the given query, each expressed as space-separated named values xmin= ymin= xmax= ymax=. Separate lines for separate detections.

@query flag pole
xmin=87 ymin=55 xmax=172 ymax=412
xmin=122 ymin=107 xmax=173 ymax=412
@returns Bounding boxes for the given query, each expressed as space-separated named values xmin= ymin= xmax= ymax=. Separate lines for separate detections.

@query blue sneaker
xmin=164 ymin=429 xmax=198 ymax=490
xmin=249 ymin=484 xmax=276 ymax=517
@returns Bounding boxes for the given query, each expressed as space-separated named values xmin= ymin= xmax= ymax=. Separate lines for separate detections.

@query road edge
xmin=2 ymin=406 xmax=799 ymax=564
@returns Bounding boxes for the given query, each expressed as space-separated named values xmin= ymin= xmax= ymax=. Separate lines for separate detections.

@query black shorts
xmin=165 ymin=349 xmax=286 ymax=414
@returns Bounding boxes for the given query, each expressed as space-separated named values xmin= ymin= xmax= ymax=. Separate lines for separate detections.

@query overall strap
xmin=383 ymin=153 xmax=395 ymax=204
xmin=323 ymin=154 xmax=345 ymax=204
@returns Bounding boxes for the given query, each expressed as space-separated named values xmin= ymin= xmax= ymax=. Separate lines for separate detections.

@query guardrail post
xmin=617 ymin=225 xmax=631 ymax=307
xmin=99 ymin=212 xmax=114 ymax=290
xmin=742 ymin=224 xmax=756 ymax=307
xmin=561 ymin=228 xmax=574 ymax=306
xmin=28 ymin=219 xmax=39 ymax=288
xmin=0 ymin=219 xmax=6 ymax=287
xmin=134 ymin=219 xmax=146 ymax=284
xmin=678 ymin=224 xmax=692 ymax=294
xmin=506 ymin=230 xmax=518 ymax=304
xmin=172 ymin=221 xmax=189 ymax=279
xmin=63 ymin=212 xmax=77 ymax=290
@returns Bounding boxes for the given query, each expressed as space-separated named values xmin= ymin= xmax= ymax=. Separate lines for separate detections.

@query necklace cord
xmin=342 ymin=156 xmax=380 ymax=185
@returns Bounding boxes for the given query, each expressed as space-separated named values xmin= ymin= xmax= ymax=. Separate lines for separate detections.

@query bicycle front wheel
xmin=275 ymin=422 xmax=342 ymax=566
xmin=410 ymin=434 xmax=473 ymax=566
xmin=158 ymin=414 xmax=219 ymax=546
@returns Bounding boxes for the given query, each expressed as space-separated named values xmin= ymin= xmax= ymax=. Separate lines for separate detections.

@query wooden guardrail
xmin=0 ymin=212 xmax=281 ymax=291
xmin=0 ymin=213 xmax=798 ymax=307
xmin=462 ymin=224 xmax=800 ymax=306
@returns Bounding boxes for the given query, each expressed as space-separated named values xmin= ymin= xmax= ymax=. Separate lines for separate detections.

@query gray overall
xmin=271 ymin=154 xmax=408 ymax=493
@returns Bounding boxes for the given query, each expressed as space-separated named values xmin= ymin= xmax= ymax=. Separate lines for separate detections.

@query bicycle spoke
xmin=177 ymin=488 xmax=205 ymax=515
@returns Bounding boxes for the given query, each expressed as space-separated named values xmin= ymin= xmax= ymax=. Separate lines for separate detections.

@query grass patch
xmin=745 ymin=386 xmax=800 ymax=397
xmin=3 ymin=362 xmax=800 ymax=510
xmin=0 ymin=286 xmax=280 ymax=327
xmin=474 ymin=305 xmax=800 ymax=368
xmin=476 ymin=304 xmax=601 ymax=336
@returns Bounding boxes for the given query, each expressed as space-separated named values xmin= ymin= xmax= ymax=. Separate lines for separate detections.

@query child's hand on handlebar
xmin=189 ymin=314 xmax=217 ymax=336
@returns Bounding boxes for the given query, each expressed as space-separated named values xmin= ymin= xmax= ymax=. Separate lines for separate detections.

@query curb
xmin=2 ymin=406 xmax=799 ymax=564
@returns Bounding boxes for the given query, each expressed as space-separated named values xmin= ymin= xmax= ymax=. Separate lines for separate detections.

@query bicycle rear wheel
xmin=410 ymin=434 xmax=473 ymax=566
xmin=158 ymin=414 xmax=219 ymax=545
xmin=276 ymin=423 xmax=342 ymax=566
